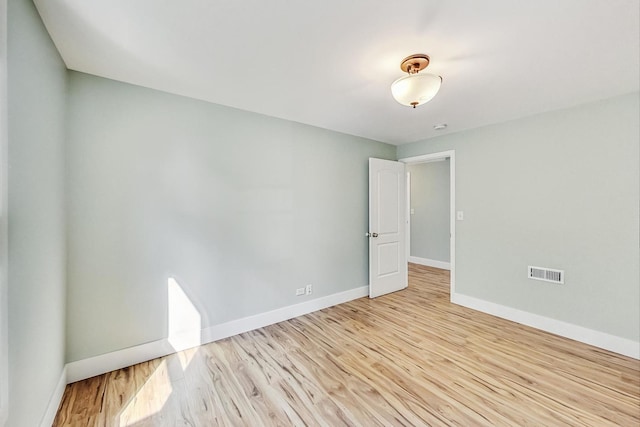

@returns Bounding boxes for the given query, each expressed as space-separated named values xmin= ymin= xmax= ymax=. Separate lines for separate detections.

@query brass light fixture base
xmin=391 ymin=52 xmax=441 ymax=109
xmin=399 ymin=54 xmax=430 ymax=74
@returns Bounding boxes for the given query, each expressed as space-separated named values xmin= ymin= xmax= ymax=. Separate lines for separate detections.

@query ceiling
xmin=34 ymin=0 xmax=639 ymax=145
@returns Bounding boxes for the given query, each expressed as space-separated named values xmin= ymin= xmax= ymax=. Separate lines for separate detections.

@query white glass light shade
xmin=391 ymin=73 xmax=442 ymax=107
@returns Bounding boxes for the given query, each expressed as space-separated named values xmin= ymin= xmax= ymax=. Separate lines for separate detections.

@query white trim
xmin=408 ymin=256 xmax=451 ymax=270
xmin=66 ymin=340 xmax=174 ymax=384
xmin=451 ymin=292 xmax=640 ymax=360
xmin=398 ymin=151 xmax=456 ymax=164
xmin=66 ymin=285 xmax=369 ymax=383
xmin=399 ymin=150 xmax=456 ymax=295
xmin=39 ymin=366 xmax=67 ymax=427
xmin=406 ymin=171 xmax=411 ymax=262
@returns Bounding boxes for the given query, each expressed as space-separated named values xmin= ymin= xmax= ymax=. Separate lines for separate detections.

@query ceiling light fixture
xmin=391 ymin=54 xmax=442 ymax=108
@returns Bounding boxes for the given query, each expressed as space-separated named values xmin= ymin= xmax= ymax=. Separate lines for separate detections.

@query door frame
xmin=398 ymin=150 xmax=456 ymax=297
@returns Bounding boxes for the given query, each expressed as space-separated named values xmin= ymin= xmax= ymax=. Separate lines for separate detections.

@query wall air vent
xmin=528 ymin=266 xmax=564 ymax=284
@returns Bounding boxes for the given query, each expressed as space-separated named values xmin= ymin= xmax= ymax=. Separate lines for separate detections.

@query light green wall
xmin=0 ymin=0 xmax=7 ymax=422
xmin=408 ymin=160 xmax=450 ymax=262
xmin=398 ymin=93 xmax=640 ymax=341
xmin=65 ymin=72 xmax=395 ymax=362
xmin=5 ymin=3 xmax=638 ymax=423
xmin=6 ymin=0 xmax=68 ymax=425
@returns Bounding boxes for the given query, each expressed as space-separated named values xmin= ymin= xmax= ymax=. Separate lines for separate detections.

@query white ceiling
xmin=34 ymin=0 xmax=639 ymax=145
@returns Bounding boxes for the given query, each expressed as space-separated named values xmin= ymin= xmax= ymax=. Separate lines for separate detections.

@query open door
xmin=368 ymin=158 xmax=407 ymax=298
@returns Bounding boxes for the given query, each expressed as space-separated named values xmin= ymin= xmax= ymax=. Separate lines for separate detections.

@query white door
xmin=368 ymin=158 xmax=407 ymax=298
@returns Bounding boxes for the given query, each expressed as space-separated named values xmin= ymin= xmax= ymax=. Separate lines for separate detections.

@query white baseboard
xmin=40 ymin=366 xmax=67 ymax=427
xmin=66 ymin=285 xmax=369 ymax=383
xmin=408 ymin=256 xmax=450 ymax=270
xmin=451 ymin=292 xmax=640 ymax=360
xmin=66 ymin=340 xmax=174 ymax=384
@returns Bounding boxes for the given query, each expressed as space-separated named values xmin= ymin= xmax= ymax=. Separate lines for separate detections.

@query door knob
xmin=365 ymin=232 xmax=379 ymax=238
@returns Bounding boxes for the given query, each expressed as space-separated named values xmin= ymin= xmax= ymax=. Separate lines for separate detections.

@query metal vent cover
xmin=528 ymin=266 xmax=564 ymax=284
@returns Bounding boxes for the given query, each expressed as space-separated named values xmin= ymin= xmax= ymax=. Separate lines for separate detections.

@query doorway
xmin=399 ymin=150 xmax=455 ymax=296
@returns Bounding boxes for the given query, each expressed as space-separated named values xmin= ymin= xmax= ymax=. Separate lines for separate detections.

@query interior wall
xmin=6 ymin=0 xmax=68 ymax=425
xmin=0 ymin=0 xmax=8 ymax=423
xmin=65 ymin=71 xmax=395 ymax=362
xmin=397 ymin=92 xmax=640 ymax=342
xmin=407 ymin=160 xmax=450 ymax=263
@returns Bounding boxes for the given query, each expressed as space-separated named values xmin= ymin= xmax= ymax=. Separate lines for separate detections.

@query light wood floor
xmin=54 ymin=264 xmax=640 ymax=426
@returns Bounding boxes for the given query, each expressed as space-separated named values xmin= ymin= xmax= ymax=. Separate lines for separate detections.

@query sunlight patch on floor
xmin=119 ymin=360 xmax=173 ymax=426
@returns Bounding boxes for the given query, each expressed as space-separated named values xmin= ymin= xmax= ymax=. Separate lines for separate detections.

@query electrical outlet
xmin=295 ymin=287 xmax=305 ymax=296
xmin=305 ymin=284 xmax=313 ymax=295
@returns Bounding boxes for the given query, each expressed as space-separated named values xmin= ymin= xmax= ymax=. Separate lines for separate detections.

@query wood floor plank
xmin=53 ymin=264 xmax=640 ymax=426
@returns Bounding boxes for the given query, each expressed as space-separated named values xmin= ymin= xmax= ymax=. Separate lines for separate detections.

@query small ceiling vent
xmin=528 ymin=266 xmax=564 ymax=284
